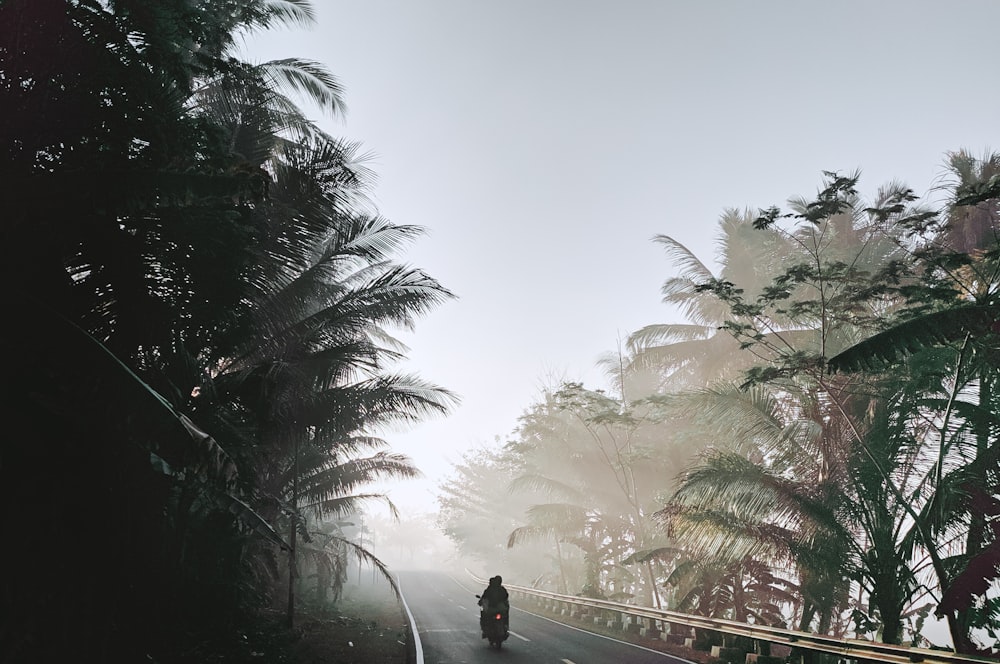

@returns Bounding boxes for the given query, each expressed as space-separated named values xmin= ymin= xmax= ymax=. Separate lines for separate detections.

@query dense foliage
xmin=440 ymin=161 xmax=1000 ymax=654
xmin=0 ymin=1 xmax=452 ymax=661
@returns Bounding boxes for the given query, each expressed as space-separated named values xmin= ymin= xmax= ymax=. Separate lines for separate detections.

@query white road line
xmin=395 ymin=574 xmax=424 ymax=664
xmin=518 ymin=608 xmax=697 ymax=661
xmin=453 ymin=574 xmax=680 ymax=658
xmin=508 ymin=631 xmax=530 ymax=642
xmin=562 ymin=660 xmax=576 ymax=664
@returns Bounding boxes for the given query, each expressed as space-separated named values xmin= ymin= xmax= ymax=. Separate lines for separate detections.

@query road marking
xmin=516 ymin=608 xmax=695 ymax=661
xmin=562 ymin=660 xmax=576 ymax=664
xmin=509 ymin=630 xmax=530 ymax=642
xmin=395 ymin=574 xmax=424 ymax=664
xmin=451 ymin=574 xmax=677 ymax=658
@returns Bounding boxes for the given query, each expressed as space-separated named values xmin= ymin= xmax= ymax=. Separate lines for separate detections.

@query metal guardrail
xmin=467 ymin=572 xmax=995 ymax=664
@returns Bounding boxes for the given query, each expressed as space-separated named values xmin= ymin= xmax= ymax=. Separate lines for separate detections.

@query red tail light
xmin=495 ymin=613 xmax=502 ymax=620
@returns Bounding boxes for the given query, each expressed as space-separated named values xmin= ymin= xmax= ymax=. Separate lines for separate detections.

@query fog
xmin=243 ymin=0 xmax=1000 ymax=521
xmin=240 ymin=3 xmax=1000 ymax=650
xmin=6 ymin=1 xmax=997 ymax=658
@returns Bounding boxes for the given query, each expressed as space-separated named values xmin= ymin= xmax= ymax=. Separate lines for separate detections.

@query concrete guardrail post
xmin=606 ymin=611 xmax=624 ymax=630
xmin=640 ymin=617 xmax=660 ymax=638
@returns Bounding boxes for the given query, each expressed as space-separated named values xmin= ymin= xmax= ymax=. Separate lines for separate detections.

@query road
xmin=397 ymin=570 xmax=693 ymax=664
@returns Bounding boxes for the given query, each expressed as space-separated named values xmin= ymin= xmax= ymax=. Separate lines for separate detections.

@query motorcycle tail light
xmin=495 ymin=613 xmax=502 ymax=620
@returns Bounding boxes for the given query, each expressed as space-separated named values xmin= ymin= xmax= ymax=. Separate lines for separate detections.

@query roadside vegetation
xmin=440 ymin=162 xmax=1000 ymax=655
xmin=1 ymin=1 xmax=451 ymax=661
xmin=5 ymin=1 xmax=999 ymax=660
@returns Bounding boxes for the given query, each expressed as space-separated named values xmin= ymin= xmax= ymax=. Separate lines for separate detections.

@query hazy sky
xmin=244 ymin=1 xmax=1000 ymax=514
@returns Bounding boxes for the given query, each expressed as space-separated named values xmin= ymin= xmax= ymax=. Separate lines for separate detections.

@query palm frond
xmin=620 ymin=546 xmax=684 ymax=565
xmin=507 ymin=525 xmax=554 ymax=548
xmin=339 ymin=535 xmax=401 ymax=597
xmin=507 ymin=474 xmax=585 ymax=502
xmin=216 ymin=492 xmax=290 ymax=550
xmin=654 ymin=234 xmax=716 ymax=283
xmin=524 ymin=502 xmax=589 ymax=527
xmin=627 ymin=323 xmax=715 ymax=351
xmin=259 ymin=58 xmax=345 ymax=117
xmin=301 ymin=493 xmax=401 ymax=520
xmin=260 ymin=0 xmax=317 ymax=28
xmin=828 ymin=305 xmax=999 ymax=373
xmin=300 ymin=452 xmax=421 ymax=502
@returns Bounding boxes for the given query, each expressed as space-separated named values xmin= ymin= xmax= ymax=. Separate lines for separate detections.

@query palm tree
xmin=438 ymin=442 xmax=585 ymax=585
xmin=501 ymin=384 xmax=676 ymax=605
xmin=651 ymin=172 xmax=955 ymax=649
xmin=827 ymin=152 xmax=1000 ymax=653
xmin=507 ymin=500 xmax=596 ymax=596
xmin=659 ymin=384 xmax=853 ymax=635
xmin=0 ymin=1 xmax=302 ymax=657
xmin=1 ymin=0 xmax=455 ymax=656
xmin=668 ymin=556 xmax=793 ymax=627
xmin=193 ymin=127 xmax=456 ymax=624
xmin=626 ymin=209 xmax=792 ymax=393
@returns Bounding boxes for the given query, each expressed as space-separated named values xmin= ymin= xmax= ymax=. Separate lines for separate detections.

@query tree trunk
xmin=286 ymin=437 xmax=299 ymax=629
xmin=555 ymin=538 xmax=569 ymax=594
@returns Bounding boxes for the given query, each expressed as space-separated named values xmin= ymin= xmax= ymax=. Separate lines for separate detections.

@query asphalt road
xmin=397 ymin=570 xmax=693 ymax=664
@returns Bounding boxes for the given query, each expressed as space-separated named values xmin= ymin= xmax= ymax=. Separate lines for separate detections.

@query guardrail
xmin=467 ymin=572 xmax=995 ymax=664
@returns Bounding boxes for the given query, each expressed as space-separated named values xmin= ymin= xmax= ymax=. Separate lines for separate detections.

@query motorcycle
xmin=475 ymin=594 xmax=509 ymax=649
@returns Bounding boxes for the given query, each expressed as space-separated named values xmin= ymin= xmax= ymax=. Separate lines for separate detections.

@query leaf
xmin=22 ymin=294 xmax=239 ymax=487
xmin=954 ymin=173 xmax=1000 ymax=207
xmin=937 ymin=491 xmax=1000 ymax=616
xmin=620 ymin=546 xmax=684 ymax=565
xmin=753 ymin=206 xmax=787 ymax=230
xmin=936 ymin=538 xmax=1000 ymax=616
xmin=260 ymin=58 xmax=346 ymax=117
xmin=828 ymin=305 xmax=1000 ymax=373
xmin=216 ymin=493 xmax=290 ymax=551
xmin=149 ymin=452 xmax=182 ymax=479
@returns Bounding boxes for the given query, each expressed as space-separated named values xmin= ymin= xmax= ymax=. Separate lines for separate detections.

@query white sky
xmin=244 ymin=0 xmax=1000 ymax=515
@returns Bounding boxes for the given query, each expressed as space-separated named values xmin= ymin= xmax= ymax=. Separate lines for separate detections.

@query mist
xmin=6 ymin=0 xmax=1000 ymax=660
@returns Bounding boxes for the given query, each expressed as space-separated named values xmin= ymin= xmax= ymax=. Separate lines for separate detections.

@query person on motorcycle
xmin=478 ymin=575 xmax=509 ymax=637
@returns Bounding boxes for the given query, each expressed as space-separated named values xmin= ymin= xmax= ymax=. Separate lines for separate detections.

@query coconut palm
xmin=667 ymin=556 xmax=794 ymax=627
xmin=192 ymin=127 xmax=456 ymax=624
xmin=827 ymin=152 xmax=1000 ymax=653
xmin=1 ymin=1 xmax=321 ymax=657
xmin=626 ymin=210 xmax=793 ymax=394
xmin=438 ymin=443 xmax=566 ymax=581
xmin=652 ymin=172 xmax=953 ymax=648
xmin=500 ymin=384 xmax=676 ymax=605
xmin=507 ymin=500 xmax=597 ymax=595
xmin=1 ymin=0 xmax=454 ymax=656
xmin=659 ymin=384 xmax=852 ymax=634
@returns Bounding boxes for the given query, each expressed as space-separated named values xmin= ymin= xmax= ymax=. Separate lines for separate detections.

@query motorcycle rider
xmin=478 ymin=575 xmax=509 ymax=637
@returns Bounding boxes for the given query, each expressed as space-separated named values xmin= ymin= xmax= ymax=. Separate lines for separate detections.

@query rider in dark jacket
xmin=478 ymin=575 xmax=509 ymax=636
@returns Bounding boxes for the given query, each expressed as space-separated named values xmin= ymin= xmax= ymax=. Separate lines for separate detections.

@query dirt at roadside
xmin=283 ymin=604 xmax=409 ymax=664
xmin=159 ymin=581 xmax=409 ymax=664
xmin=265 ymin=582 xmax=410 ymax=664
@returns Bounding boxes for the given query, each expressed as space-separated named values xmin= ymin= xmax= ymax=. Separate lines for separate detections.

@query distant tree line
xmin=439 ymin=158 xmax=1000 ymax=655
xmin=0 ymin=1 xmax=454 ymax=661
